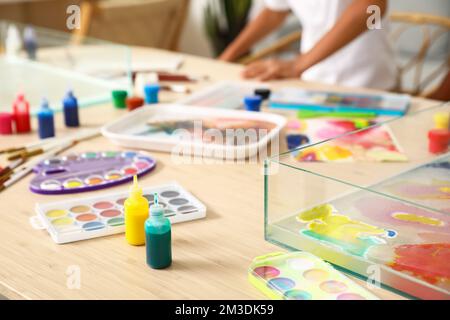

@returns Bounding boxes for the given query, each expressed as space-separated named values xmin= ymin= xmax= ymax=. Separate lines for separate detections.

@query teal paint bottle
xmin=145 ymin=193 xmax=172 ymax=269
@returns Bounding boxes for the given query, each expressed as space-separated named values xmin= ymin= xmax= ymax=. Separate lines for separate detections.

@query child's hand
xmin=241 ymin=58 xmax=302 ymax=81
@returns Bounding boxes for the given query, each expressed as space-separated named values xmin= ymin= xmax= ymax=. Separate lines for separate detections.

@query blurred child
xmin=219 ymin=0 xmax=397 ymax=90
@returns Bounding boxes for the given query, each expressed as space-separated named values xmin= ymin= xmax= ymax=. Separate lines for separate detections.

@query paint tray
xmin=101 ymin=104 xmax=286 ymax=160
xmin=248 ymin=251 xmax=379 ymax=300
xmin=31 ymin=182 xmax=206 ymax=244
xmin=29 ymin=150 xmax=156 ymax=195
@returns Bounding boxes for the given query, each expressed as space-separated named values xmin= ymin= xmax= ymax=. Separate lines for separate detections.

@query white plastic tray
xmin=101 ymin=104 xmax=286 ymax=160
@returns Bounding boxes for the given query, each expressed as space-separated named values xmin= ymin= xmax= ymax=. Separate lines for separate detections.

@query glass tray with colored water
xmin=265 ymin=102 xmax=450 ymax=300
xmin=29 ymin=151 xmax=156 ymax=194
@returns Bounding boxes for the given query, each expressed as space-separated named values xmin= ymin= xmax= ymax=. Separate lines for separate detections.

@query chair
xmin=236 ymin=12 xmax=450 ymax=96
xmin=72 ymin=0 xmax=190 ymax=51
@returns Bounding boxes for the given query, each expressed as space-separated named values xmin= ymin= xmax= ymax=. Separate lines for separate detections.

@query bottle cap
xmin=63 ymin=90 xmax=78 ymax=106
xmin=41 ymin=98 xmax=50 ymax=109
xmin=144 ymin=84 xmax=160 ymax=93
xmin=254 ymin=88 xmax=271 ymax=100
xmin=244 ymin=95 xmax=262 ymax=112
xmin=150 ymin=192 xmax=164 ymax=216
xmin=13 ymin=93 xmax=29 ymax=112
xmin=126 ymin=96 xmax=145 ymax=111
xmin=144 ymin=84 xmax=160 ymax=104
xmin=433 ymin=112 xmax=449 ymax=130
xmin=0 ymin=112 xmax=13 ymax=135
xmin=112 ymin=90 xmax=128 ymax=109
xmin=129 ymin=175 xmax=143 ymax=197
xmin=428 ymin=129 xmax=450 ymax=154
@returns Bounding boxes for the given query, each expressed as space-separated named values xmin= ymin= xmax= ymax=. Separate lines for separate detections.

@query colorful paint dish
xmin=82 ymin=152 xmax=98 ymax=159
xmin=102 ymin=151 xmax=118 ymax=158
xmin=52 ymin=217 xmax=74 ymax=226
xmin=134 ymin=161 xmax=150 ymax=170
xmin=267 ymin=278 xmax=296 ymax=291
xmin=85 ymin=176 xmax=104 ymax=186
xmin=29 ymin=151 xmax=156 ymax=195
xmin=70 ymin=205 xmax=90 ymax=214
xmin=248 ymin=251 xmax=379 ymax=300
xmin=116 ymin=198 xmax=126 ymax=206
xmin=143 ymin=194 xmax=155 ymax=202
xmin=122 ymin=167 xmax=137 ymax=175
xmin=253 ymin=266 xmax=280 ymax=279
xmin=46 ymin=209 xmax=67 ymax=218
xmin=63 ymin=179 xmax=83 ymax=189
xmin=320 ymin=280 xmax=347 ymax=293
xmin=283 ymin=289 xmax=312 ymax=300
xmin=337 ymin=293 xmax=366 ymax=300
xmin=83 ymin=221 xmax=105 ymax=231
xmin=40 ymin=180 xmax=62 ymax=191
xmin=33 ymin=182 xmax=206 ymax=244
xmin=161 ymin=191 xmax=180 ymax=198
xmin=107 ymin=217 xmax=124 ymax=226
xmin=122 ymin=151 xmax=137 ymax=158
xmin=303 ymin=269 xmax=328 ymax=282
xmin=76 ymin=213 xmax=97 ymax=222
xmin=105 ymin=171 xmax=122 ymax=181
xmin=169 ymin=198 xmax=189 ymax=206
xmin=93 ymin=201 xmax=113 ymax=210
xmin=100 ymin=209 xmax=121 ymax=218
xmin=178 ymin=205 xmax=197 ymax=214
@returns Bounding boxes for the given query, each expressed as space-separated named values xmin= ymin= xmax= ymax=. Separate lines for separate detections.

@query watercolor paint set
xmin=29 ymin=150 xmax=156 ymax=194
xmin=30 ymin=182 xmax=206 ymax=244
xmin=101 ymin=104 xmax=286 ymax=160
xmin=248 ymin=251 xmax=378 ymax=300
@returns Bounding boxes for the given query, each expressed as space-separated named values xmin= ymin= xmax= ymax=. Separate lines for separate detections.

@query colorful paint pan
xmin=29 ymin=151 xmax=156 ymax=195
xmin=32 ymin=182 xmax=206 ymax=244
xmin=248 ymin=251 xmax=379 ymax=300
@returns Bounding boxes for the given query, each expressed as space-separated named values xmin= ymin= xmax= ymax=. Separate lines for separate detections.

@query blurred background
xmin=0 ymin=0 xmax=449 ymax=93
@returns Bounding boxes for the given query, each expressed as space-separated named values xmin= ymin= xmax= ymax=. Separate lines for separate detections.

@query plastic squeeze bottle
xmin=124 ymin=175 xmax=149 ymax=245
xmin=145 ymin=193 xmax=172 ymax=269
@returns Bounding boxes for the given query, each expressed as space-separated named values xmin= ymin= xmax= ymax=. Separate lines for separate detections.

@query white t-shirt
xmin=265 ymin=0 xmax=397 ymax=90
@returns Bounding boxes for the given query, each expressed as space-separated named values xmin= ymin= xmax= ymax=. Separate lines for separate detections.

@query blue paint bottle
xmin=37 ymin=98 xmax=55 ymax=139
xmin=63 ymin=90 xmax=80 ymax=127
xmin=145 ymin=193 xmax=172 ymax=269
xmin=244 ymin=95 xmax=262 ymax=112
xmin=143 ymin=84 xmax=160 ymax=104
xmin=23 ymin=26 xmax=37 ymax=60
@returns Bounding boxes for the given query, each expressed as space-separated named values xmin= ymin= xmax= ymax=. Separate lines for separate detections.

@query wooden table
xmin=0 ymin=47 xmax=440 ymax=300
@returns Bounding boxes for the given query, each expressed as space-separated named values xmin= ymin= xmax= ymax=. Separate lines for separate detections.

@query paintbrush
xmin=7 ymin=128 xmax=100 ymax=161
xmin=0 ymin=136 xmax=59 ymax=155
xmin=0 ymin=141 xmax=74 ymax=192
xmin=0 ymin=158 xmax=24 ymax=180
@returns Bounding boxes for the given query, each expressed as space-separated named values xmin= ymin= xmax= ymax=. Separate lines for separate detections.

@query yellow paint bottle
xmin=124 ymin=175 xmax=149 ymax=245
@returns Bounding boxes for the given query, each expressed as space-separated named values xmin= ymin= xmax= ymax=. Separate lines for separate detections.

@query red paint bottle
xmin=13 ymin=94 xmax=31 ymax=133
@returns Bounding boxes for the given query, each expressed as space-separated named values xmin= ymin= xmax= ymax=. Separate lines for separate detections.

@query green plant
xmin=204 ymin=0 xmax=252 ymax=56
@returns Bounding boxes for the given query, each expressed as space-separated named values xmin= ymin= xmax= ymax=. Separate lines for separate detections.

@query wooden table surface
xmin=0 ymin=47 xmax=440 ymax=300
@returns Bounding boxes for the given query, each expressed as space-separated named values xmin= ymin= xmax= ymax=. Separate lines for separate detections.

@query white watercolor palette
xmin=30 ymin=182 xmax=206 ymax=244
